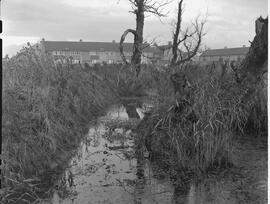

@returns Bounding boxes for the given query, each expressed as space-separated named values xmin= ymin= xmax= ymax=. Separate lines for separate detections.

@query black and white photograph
xmin=1 ymin=0 xmax=268 ymax=203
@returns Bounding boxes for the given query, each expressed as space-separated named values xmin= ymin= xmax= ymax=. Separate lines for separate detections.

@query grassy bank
xmin=1 ymin=46 xmax=117 ymax=202
xmin=134 ymin=62 xmax=266 ymax=174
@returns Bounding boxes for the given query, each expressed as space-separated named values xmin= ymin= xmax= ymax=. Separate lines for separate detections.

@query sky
xmin=0 ymin=0 xmax=268 ymax=56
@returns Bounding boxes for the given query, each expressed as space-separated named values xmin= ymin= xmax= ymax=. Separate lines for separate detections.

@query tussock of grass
xmin=135 ymin=67 xmax=251 ymax=173
xmin=2 ymin=45 xmax=117 ymax=201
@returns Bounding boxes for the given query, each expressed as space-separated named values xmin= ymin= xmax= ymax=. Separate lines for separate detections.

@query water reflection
xmin=133 ymin=148 xmax=146 ymax=204
xmin=47 ymin=101 xmax=255 ymax=204
xmin=50 ymin=103 xmax=179 ymax=204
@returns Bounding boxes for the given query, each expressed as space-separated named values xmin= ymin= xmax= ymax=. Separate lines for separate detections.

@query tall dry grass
xmin=2 ymin=45 xmax=117 ymax=195
xmin=83 ymin=63 xmax=174 ymax=99
xmin=135 ymin=63 xmax=253 ymax=173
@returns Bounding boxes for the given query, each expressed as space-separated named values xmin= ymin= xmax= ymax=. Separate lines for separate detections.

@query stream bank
xmin=39 ymin=101 xmax=267 ymax=204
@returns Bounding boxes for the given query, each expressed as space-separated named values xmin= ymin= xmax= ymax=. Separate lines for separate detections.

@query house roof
xmin=157 ymin=44 xmax=171 ymax=51
xmin=41 ymin=41 xmax=156 ymax=53
xmin=200 ymin=47 xmax=250 ymax=57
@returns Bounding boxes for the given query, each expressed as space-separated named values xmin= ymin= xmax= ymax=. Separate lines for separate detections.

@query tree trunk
xmin=170 ymin=0 xmax=183 ymax=67
xmin=234 ymin=17 xmax=268 ymax=133
xmin=236 ymin=17 xmax=268 ymax=83
xmin=131 ymin=0 xmax=145 ymax=77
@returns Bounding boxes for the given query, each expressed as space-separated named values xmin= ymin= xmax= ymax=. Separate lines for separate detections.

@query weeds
xmin=2 ymin=43 xmax=266 ymax=202
xmin=2 ymin=45 xmax=117 ymax=202
xmin=85 ymin=63 xmax=174 ymax=99
xmin=134 ymin=65 xmax=252 ymax=173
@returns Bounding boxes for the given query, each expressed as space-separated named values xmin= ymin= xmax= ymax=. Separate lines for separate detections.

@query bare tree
xmin=119 ymin=0 xmax=170 ymax=76
xmin=170 ymin=0 xmax=206 ymax=68
xmin=230 ymin=16 xmax=268 ymax=84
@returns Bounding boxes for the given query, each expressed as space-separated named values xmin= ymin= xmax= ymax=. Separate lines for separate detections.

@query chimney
xmin=243 ymin=45 xmax=246 ymax=47
xmin=79 ymin=39 xmax=83 ymax=42
xmin=224 ymin=46 xmax=227 ymax=49
xmin=112 ymin=40 xmax=116 ymax=43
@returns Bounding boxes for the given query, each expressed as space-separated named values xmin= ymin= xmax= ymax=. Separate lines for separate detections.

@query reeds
xmin=85 ymin=63 xmax=174 ymax=98
xmin=135 ymin=64 xmax=252 ymax=173
xmin=2 ymin=45 xmax=117 ymax=201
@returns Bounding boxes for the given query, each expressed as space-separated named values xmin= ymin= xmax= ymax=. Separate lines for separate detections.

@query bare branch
xmin=178 ymin=48 xmax=183 ymax=61
xmin=144 ymin=0 xmax=172 ymax=16
xmin=169 ymin=0 xmax=207 ymax=67
xmin=177 ymin=28 xmax=197 ymax=46
xmin=119 ymin=29 xmax=137 ymax=65
xmin=176 ymin=16 xmax=206 ymax=65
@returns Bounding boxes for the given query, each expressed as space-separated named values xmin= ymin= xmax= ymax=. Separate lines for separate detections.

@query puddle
xmin=48 ymin=103 xmax=178 ymax=204
xmin=42 ymin=102 xmax=267 ymax=204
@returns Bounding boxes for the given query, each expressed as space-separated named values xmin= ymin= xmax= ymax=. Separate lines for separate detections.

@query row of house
xmin=40 ymin=40 xmax=157 ymax=65
xmin=39 ymin=39 xmax=250 ymax=66
xmin=199 ymin=46 xmax=250 ymax=63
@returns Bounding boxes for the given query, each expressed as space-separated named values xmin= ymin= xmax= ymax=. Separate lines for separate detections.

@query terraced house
xmin=40 ymin=39 xmax=157 ymax=65
xmin=200 ymin=46 xmax=250 ymax=63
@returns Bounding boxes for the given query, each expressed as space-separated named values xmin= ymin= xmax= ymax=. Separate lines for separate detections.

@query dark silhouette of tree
xmin=119 ymin=0 xmax=170 ymax=76
xmin=230 ymin=16 xmax=268 ymax=84
xmin=170 ymin=0 xmax=206 ymax=68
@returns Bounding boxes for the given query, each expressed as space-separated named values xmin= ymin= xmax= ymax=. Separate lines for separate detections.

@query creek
xmin=43 ymin=100 xmax=267 ymax=204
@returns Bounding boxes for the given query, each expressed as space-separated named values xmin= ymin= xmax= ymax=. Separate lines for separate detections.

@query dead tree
xmin=119 ymin=0 xmax=169 ymax=76
xmin=168 ymin=0 xmax=206 ymax=116
xmin=170 ymin=0 xmax=206 ymax=68
xmin=230 ymin=17 xmax=268 ymax=133
xmin=230 ymin=16 xmax=268 ymax=84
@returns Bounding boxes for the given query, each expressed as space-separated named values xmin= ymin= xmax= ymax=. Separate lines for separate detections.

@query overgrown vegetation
xmin=1 ymin=46 xmax=117 ymax=202
xmin=135 ymin=66 xmax=251 ymax=172
xmin=135 ymin=59 xmax=267 ymax=175
xmin=85 ymin=63 xmax=174 ymax=98
xmin=1 ymin=12 xmax=267 ymax=203
xmin=133 ymin=15 xmax=267 ymax=176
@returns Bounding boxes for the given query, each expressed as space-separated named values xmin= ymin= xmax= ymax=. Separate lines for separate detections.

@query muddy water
xmin=46 ymin=103 xmax=267 ymax=204
xmin=49 ymin=103 xmax=177 ymax=204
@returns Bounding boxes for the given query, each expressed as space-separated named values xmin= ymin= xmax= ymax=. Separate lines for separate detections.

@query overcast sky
xmin=1 ymin=0 xmax=268 ymax=56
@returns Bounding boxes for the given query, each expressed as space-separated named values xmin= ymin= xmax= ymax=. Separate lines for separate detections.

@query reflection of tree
xmin=133 ymin=140 xmax=146 ymax=203
xmin=171 ymin=172 xmax=192 ymax=203
xmin=172 ymin=178 xmax=190 ymax=203
xmin=125 ymin=104 xmax=140 ymax=119
xmin=122 ymin=99 xmax=142 ymax=119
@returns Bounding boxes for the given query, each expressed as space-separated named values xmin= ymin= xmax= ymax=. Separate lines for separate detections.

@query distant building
xmin=154 ymin=41 xmax=190 ymax=65
xmin=40 ymin=40 xmax=157 ymax=65
xmin=200 ymin=46 xmax=250 ymax=63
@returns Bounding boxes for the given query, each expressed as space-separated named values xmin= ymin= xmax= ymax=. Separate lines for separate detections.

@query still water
xmin=47 ymin=103 xmax=267 ymax=204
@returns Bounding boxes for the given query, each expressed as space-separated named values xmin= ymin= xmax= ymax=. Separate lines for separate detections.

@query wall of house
xmin=48 ymin=49 xmax=156 ymax=65
xmin=141 ymin=52 xmax=154 ymax=64
xmin=200 ymin=54 xmax=246 ymax=63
